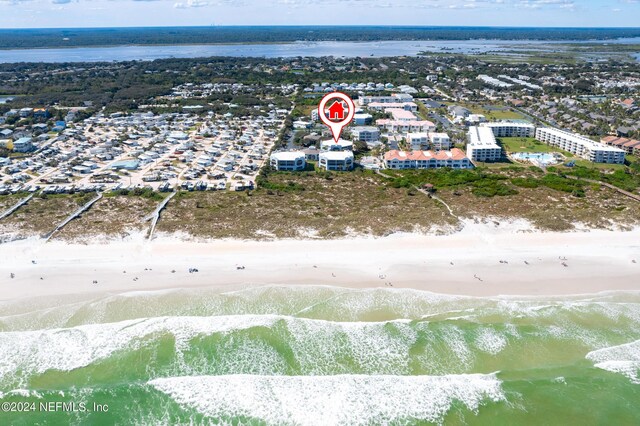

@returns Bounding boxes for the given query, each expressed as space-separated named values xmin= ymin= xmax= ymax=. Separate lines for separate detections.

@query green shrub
xmin=511 ymin=177 xmax=540 ymax=188
xmin=541 ymin=174 xmax=585 ymax=195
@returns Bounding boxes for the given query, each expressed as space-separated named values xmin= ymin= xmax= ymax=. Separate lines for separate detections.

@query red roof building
xmin=383 ymin=148 xmax=472 ymax=169
xmin=602 ymin=136 xmax=640 ymax=156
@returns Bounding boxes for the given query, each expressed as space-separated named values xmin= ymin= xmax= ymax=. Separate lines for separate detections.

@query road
xmin=428 ymin=112 xmax=452 ymax=129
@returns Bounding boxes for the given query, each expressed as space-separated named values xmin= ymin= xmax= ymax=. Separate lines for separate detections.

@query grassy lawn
xmin=498 ymin=137 xmax=592 ymax=164
xmin=569 ymin=160 xmax=628 ymax=171
xmin=298 ymin=105 xmax=316 ymax=116
xmin=444 ymin=102 xmax=526 ymax=121
xmin=482 ymin=110 xmax=525 ymax=120
xmin=157 ymin=171 xmax=454 ymax=239
xmin=416 ymin=101 xmax=429 ymax=121
xmin=499 ymin=138 xmax=630 ymax=173
xmin=498 ymin=137 xmax=561 ymax=154
xmin=626 ymin=155 xmax=639 ymax=166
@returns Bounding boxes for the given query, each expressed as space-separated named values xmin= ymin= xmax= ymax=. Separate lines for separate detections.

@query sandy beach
xmin=1 ymin=219 xmax=639 ymax=301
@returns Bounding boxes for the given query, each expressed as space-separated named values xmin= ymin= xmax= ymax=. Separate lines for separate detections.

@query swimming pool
xmin=511 ymin=152 xmax=560 ymax=166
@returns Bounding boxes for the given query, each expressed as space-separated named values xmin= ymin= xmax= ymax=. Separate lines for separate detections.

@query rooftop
xmin=271 ymin=151 xmax=305 ymax=161
xmin=384 ymin=148 xmax=468 ymax=161
xmin=319 ymin=151 xmax=354 ymax=161
xmin=389 ymin=109 xmax=418 ymax=121
xmin=538 ymin=127 xmax=624 ymax=153
xmin=468 ymin=126 xmax=500 ymax=148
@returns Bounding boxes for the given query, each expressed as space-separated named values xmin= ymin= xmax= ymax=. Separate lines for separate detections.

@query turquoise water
xmin=0 ymin=286 xmax=639 ymax=424
xmin=512 ymin=152 xmax=559 ymax=166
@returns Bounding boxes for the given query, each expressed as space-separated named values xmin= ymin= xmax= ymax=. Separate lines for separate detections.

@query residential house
xmin=12 ymin=137 xmax=33 ymax=153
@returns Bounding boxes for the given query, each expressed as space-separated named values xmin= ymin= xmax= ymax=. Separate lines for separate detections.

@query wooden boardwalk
xmin=565 ymin=175 xmax=640 ymax=203
xmin=145 ymin=191 xmax=176 ymax=240
xmin=44 ymin=192 xmax=103 ymax=241
xmin=0 ymin=193 xmax=34 ymax=221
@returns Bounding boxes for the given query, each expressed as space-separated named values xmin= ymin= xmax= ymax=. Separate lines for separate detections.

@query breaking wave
xmin=149 ymin=373 xmax=505 ymax=425
xmin=587 ymin=339 xmax=640 ymax=384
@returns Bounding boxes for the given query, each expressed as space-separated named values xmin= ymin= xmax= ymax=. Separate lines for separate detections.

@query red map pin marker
xmin=318 ymin=92 xmax=355 ymax=143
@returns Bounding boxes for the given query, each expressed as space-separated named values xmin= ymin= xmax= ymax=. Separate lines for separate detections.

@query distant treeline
xmin=1 ymin=26 xmax=640 ymax=49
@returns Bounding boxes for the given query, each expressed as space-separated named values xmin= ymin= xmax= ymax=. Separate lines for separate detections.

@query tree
xmin=353 ymin=140 xmax=369 ymax=153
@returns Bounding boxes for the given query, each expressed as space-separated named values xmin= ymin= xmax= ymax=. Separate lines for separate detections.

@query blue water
xmin=0 ymin=39 xmax=638 ymax=63
xmin=512 ymin=152 xmax=558 ymax=165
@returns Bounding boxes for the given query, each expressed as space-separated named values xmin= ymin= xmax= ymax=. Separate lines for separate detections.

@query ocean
xmin=0 ymin=286 xmax=639 ymax=424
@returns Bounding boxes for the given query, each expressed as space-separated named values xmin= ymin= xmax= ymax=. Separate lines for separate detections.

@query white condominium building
xmin=407 ymin=132 xmax=450 ymax=151
xmin=376 ymin=119 xmax=436 ymax=133
xmin=359 ymin=93 xmax=414 ymax=105
xmin=351 ymin=127 xmax=380 ymax=143
xmin=535 ymin=127 xmax=625 ymax=164
xmin=389 ymin=109 xmax=418 ymax=122
xmin=429 ymin=133 xmax=452 ymax=150
xmin=408 ymin=133 xmax=429 ymax=150
xmin=383 ymin=148 xmax=472 ymax=170
xmin=353 ymin=113 xmax=373 ymax=126
xmin=466 ymin=126 xmax=502 ymax=162
xmin=319 ymin=151 xmax=354 ymax=171
xmin=270 ymin=151 xmax=306 ymax=171
xmin=367 ymin=102 xmax=418 ymax=112
xmin=320 ymin=139 xmax=354 ymax=152
xmin=482 ymin=121 xmax=535 ymax=138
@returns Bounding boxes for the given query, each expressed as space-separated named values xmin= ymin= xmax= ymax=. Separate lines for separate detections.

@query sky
xmin=0 ymin=0 xmax=638 ymax=29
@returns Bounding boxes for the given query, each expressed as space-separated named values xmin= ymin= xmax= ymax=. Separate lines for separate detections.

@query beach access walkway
xmin=44 ymin=192 xmax=103 ymax=241
xmin=144 ymin=191 xmax=176 ymax=240
xmin=374 ymin=169 xmax=460 ymax=221
xmin=565 ymin=175 xmax=640 ymax=203
xmin=0 ymin=193 xmax=34 ymax=221
xmin=415 ymin=187 xmax=459 ymax=220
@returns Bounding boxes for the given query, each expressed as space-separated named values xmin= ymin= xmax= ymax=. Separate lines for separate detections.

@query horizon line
xmin=1 ymin=25 xmax=640 ymax=31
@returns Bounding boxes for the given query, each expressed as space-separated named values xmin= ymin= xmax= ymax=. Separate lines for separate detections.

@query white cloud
xmin=174 ymin=0 xmax=209 ymax=8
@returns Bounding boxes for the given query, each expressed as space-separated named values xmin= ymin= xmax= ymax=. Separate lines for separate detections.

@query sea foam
xmin=586 ymin=340 xmax=640 ymax=384
xmin=0 ymin=315 xmax=279 ymax=381
xmin=149 ymin=373 xmax=505 ymax=425
xmin=0 ymin=315 xmax=435 ymax=383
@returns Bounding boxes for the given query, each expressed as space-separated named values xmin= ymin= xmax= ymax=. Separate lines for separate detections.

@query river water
xmin=0 ymin=39 xmax=638 ymax=63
